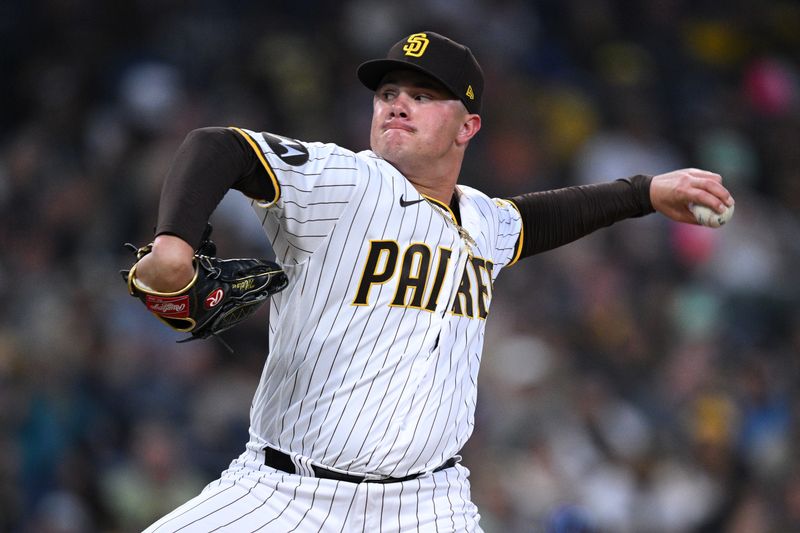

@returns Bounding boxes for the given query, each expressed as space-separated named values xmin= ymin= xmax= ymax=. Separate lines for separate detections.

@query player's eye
xmin=414 ymin=93 xmax=432 ymax=102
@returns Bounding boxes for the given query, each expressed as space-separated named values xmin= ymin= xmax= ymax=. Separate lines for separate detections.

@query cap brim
xmin=357 ymin=59 xmax=455 ymax=96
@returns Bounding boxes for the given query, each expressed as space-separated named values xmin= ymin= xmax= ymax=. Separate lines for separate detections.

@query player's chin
xmin=381 ymin=129 xmax=413 ymax=145
xmin=372 ymin=132 xmax=400 ymax=151
xmin=375 ymin=138 xmax=409 ymax=159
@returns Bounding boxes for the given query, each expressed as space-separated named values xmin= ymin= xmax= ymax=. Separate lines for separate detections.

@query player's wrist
xmin=152 ymin=234 xmax=194 ymax=258
xmin=137 ymin=235 xmax=195 ymax=291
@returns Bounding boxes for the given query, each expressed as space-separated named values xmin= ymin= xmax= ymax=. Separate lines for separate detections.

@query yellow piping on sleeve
xmin=229 ymin=127 xmax=281 ymax=207
xmin=500 ymin=198 xmax=524 ymax=266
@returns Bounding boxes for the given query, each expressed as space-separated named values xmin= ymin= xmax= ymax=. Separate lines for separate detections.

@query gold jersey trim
xmin=423 ymin=195 xmax=457 ymax=224
xmin=229 ymin=127 xmax=281 ymax=207
xmin=498 ymin=198 xmax=524 ymax=266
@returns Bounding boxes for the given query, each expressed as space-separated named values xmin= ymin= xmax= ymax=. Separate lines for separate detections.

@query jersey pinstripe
xmin=232 ymin=127 xmax=522 ymax=478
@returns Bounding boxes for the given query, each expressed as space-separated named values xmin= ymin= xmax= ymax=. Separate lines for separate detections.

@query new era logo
xmin=466 ymin=85 xmax=475 ymax=100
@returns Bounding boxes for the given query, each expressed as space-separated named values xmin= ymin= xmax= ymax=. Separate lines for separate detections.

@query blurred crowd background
xmin=2 ymin=0 xmax=800 ymax=531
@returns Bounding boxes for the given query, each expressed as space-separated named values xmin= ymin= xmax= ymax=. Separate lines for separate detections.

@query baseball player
xmin=134 ymin=31 xmax=734 ymax=532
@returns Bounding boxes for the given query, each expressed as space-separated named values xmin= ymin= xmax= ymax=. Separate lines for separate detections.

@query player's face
xmin=370 ymin=70 xmax=475 ymax=175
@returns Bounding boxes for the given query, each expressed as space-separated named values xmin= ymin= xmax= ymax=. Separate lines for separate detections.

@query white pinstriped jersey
xmin=233 ymin=127 xmax=522 ymax=478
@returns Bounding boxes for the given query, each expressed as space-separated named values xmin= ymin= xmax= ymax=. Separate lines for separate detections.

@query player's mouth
xmin=383 ymin=121 xmax=415 ymax=134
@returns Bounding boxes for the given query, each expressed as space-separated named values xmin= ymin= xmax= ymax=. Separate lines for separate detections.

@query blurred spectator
xmin=100 ymin=419 xmax=205 ymax=531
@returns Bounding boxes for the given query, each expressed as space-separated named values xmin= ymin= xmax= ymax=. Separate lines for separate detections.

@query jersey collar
xmin=422 ymin=191 xmax=461 ymax=225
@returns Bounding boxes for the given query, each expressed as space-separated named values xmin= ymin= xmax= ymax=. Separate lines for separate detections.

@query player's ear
xmin=456 ymin=114 xmax=481 ymax=146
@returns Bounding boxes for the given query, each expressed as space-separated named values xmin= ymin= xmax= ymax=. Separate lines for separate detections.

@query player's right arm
xmin=134 ymin=127 xmax=274 ymax=292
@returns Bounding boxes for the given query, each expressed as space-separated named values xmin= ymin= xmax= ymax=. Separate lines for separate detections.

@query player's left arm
xmin=507 ymin=169 xmax=734 ymax=260
xmin=507 ymin=174 xmax=653 ymax=259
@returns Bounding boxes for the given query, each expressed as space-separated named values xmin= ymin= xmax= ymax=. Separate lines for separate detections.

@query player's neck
xmin=403 ymin=161 xmax=461 ymax=204
xmin=408 ymin=179 xmax=456 ymax=205
xmin=378 ymin=144 xmax=464 ymax=204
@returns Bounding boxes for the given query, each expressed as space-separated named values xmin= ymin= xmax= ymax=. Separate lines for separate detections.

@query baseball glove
xmin=121 ymin=225 xmax=288 ymax=344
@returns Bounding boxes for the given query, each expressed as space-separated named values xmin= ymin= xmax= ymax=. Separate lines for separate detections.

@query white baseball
xmin=689 ymin=202 xmax=734 ymax=228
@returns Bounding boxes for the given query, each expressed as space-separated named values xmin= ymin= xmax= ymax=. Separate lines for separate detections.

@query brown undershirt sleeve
xmin=508 ymin=174 xmax=654 ymax=259
xmin=154 ymin=127 xmax=274 ymax=249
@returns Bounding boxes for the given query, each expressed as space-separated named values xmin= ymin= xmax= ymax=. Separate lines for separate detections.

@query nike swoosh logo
xmin=399 ymin=195 xmax=425 ymax=208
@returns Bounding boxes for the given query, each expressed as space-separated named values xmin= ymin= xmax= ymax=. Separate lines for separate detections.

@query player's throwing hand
xmin=649 ymin=168 xmax=734 ymax=224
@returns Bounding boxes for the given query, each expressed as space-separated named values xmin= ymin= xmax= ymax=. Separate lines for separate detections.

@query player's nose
xmin=389 ymin=93 xmax=410 ymax=118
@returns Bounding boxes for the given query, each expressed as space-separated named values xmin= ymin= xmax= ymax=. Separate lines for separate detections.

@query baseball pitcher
xmin=126 ymin=31 xmax=734 ymax=532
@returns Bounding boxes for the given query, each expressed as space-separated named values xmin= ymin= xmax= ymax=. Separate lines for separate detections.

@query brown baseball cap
xmin=357 ymin=31 xmax=484 ymax=114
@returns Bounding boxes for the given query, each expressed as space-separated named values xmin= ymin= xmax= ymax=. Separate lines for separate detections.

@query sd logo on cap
xmin=357 ymin=31 xmax=484 ymax=115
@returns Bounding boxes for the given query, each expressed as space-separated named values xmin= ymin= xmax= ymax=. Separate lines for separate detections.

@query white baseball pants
xmin=143 ymin=449 xmax=483 ymax=532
